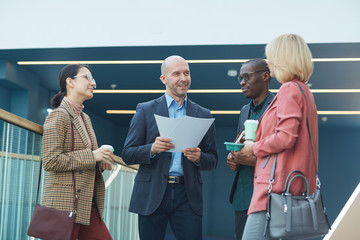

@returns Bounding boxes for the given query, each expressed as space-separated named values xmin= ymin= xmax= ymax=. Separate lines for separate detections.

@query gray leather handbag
xmin=263 ymin=83 xmax=330 ymax=239
xmin=264 ymin=164 xmax=330 ymax=239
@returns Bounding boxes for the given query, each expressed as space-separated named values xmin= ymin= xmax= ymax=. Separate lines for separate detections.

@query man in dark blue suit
xmin=122 ymin=55 xmax=218 ymax=240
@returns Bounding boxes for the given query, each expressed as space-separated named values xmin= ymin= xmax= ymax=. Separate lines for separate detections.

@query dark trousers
xmin=138 ymin=183 xmax=202 ymax=240
xmin=235 ymin=210 xmax=248 ymax=240
xmin=71 ymin=204 xmax=112 ymax=240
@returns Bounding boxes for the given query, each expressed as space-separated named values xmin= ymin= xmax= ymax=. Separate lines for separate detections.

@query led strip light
xmin=94 ymin=89 xmax=360 ymax=94
xmin=17 ymin=58 xmax=360 ymax=65
xmin=106 ymin=110 xmax=360 ymax=115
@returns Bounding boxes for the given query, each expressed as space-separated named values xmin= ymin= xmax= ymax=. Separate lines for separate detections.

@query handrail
xmin=0 ymin=151 xmax=40 ymax=161
xmin=0 ymin=109 xmax=43 ymax=134
xmin=0 ymin=108 xmax=138 ymax=171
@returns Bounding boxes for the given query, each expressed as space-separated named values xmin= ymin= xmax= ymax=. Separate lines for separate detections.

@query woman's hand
xmin=93 ymin=148 xmax=114 ymax=169
xmin=240 ymin=140 xmax=255 ymax=160
xmin=231 ymin=148 xmax=256 ymax=166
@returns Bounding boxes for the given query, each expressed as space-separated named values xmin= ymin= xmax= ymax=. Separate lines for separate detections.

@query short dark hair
xmin=50 ymin=64 xmax=90 ymax=108
xmin=242 ymin=58 xmax=270 ymax=73
xmin=241 ymin=58 xmax=271 ymax=82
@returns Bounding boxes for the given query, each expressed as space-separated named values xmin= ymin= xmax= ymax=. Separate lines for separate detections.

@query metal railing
xmin=0 ymin=108 xmax=138 ymax=240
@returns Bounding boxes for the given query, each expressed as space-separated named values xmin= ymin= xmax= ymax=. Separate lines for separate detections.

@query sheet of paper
xmin=154 ymin=114 xmax=215 ymax=152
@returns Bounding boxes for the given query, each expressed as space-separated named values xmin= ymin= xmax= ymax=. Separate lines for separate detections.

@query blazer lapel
xmin=61 ymin=100 xmax=91 ymax=149
xmin=240 ymin=105 xmax=250 ymax=127
xmin=154 ymin=95 xmax=172 ymax=168
xmin=82 ymin=115 xmax=98 ymax=150
xmin=186 ymin=98 xmax=198 ymax=117
xmin=154 ymin=95 xmax=169 ymax=117
xmin=72 ymin=115 xmax=92 ymax=149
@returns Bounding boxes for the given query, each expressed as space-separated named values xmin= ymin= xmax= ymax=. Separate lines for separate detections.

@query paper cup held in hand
xmin=244 ymin=120 xmax=258 ymax=141
xmin=100 ymin=145 xmax=114 ymax=152
xmin=100 ymin=145 xmax=114 ymax=164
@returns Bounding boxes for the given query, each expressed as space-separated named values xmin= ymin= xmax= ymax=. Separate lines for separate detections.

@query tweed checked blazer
xmin=41 ymin=99 xmax=105 ymax=225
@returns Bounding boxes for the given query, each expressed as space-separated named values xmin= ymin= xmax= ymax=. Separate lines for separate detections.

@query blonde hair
xmin=265 ymin=33 xmax=313 ymax=83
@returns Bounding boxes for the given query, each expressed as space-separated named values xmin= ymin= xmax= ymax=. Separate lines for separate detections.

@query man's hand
xmin=227 ymin=153 xmax=240 ymax=171
xmin=230 ymin=150 xmax=256 ymax=166
xmin=182 ymin=147 xmax=201 ymax=164
xmin=151 ymin=137 xmax=174 ymax=155
xmin=230 ymin=140 xmax=256 ymax=166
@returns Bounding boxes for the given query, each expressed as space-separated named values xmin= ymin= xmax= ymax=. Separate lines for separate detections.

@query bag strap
xmin=296 ymin=82 xmax=321 ymax=187
xmin=36 ymin=119 xmax=78 ymax=214
xmin=265 ymin=154 xmax=277 ymax=193
xmin=296 ymin=83 xmax=317 ymax=173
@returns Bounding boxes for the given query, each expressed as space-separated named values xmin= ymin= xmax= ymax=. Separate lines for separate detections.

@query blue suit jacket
xmin=122 ymin=95 xmax=218 ymax=216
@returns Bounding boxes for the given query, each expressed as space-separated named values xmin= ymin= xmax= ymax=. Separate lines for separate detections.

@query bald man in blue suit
xmin=122 ymin=55 xmax=218 ymax=240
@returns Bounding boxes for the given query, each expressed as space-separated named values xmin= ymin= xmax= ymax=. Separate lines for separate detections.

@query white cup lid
xmin=244 ymin=119 xmax=259 ymax=124
xmin=100 ymin=145 xmax=114 ymax=152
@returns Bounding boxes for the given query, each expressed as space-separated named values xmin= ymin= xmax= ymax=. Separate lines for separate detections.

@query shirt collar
xmin=249 ymin=91 xmax=270 ymax=112
xmin=165 ymin=92 xmax=187 ymax=109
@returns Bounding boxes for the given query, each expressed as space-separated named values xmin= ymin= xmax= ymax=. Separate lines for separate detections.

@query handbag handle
xmin=285 ymin=174 xmax=310 ymax=196
xmin=36 ymin=120 xmax=78 ymax=213
xmin=283 ymin=170 xmax=305 ymax=192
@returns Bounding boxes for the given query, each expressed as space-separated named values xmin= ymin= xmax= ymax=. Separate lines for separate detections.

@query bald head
xmin=161 ymin=55 xmax=188 ymax=76
xmin=159 ymin=55 xmax=191 ymax=104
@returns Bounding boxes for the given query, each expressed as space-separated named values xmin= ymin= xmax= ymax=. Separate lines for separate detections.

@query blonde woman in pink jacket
xmin=241 ymin=34 xmax=318 ymax=240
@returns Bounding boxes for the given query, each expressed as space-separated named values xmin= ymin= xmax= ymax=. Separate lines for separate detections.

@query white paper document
xmin=154 ymin=114 xmax=215 ymax=152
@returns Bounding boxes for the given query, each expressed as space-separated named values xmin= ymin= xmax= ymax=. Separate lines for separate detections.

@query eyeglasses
xmin=237 ymin=69 xmax=268 ymax=84
xmin=73 ymin=73 xmax=96 ymax=88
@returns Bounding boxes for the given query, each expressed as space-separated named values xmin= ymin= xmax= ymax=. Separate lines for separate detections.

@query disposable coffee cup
xmin=100 ymin=145 xmax=114 ymax=164
xmin=244 ymin=120 xmax=258 ymax=141
xmin=100 ymin=145 xmax=114 ymax=152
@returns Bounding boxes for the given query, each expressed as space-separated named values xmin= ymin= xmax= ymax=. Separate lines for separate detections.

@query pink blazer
xmin=249 ymin=79 xmax=319 ymax=214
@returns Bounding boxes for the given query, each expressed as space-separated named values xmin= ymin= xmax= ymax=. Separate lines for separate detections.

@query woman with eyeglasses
xmin=41 ymin=64 xmax=114 ymax=239
xmin=240 ymin=34 xmax=318 ymax=239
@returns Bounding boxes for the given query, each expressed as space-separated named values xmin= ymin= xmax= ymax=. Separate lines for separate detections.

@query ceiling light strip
xmin=107 ymin=110 xmax=136 ymax=114
xmin=106 ymin=110 xmax=360 ymax=115
xmin=94 ymin=89 xmax=360 ymax=94
xmin=187 ymin=59 xmax=249 ymax=63
xmin=17 ymin=60 xmax=163 ymax=65
xmin=318 ymin=111 xmax=360 ymax=115
xmin=312 ymin=58 xmax=360 ymax=62
xmin=96 ymin=90 xmax=166 ymax=94
xmin=210 ymin=111 xmax=240 ymax=114
xmin=309 ymin=89 xmax=360 ymax=93
xmin=17 ymin=58 xmax=360 ymax=65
